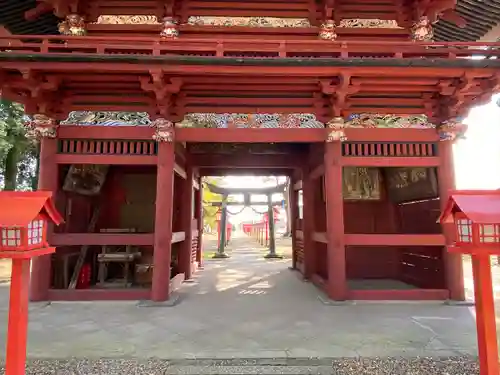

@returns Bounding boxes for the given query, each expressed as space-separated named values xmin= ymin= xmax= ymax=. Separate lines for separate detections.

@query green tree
xmin=202 ymin=180 xmax=223 ymax=232
xmin=0 ymin=99 xmax=37 ymax=191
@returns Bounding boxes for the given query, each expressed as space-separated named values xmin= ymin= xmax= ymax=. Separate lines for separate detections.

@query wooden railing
xmin=342 ymin=142 xmax=438 ymax=157
xmin=50 ymin=231 xmax=186 ymax=246
xmin=0 ymin=35 xmax=499 ymax=60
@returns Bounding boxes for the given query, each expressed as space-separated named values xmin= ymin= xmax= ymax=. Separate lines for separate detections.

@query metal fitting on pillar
xmin=319 ymin=20 xmax=337 ymax=41
xmin=58 ymin=14 xmax=87 ymax=36
xmin=151 ymin=118 xmax=175 ymax=142
xmin=25 ymin=114 xmax=58 ymax=139
xmin=326 ymin=117 xmax=347 ymax=142
xmin=160 ymin=17 xmax=179 ymax=39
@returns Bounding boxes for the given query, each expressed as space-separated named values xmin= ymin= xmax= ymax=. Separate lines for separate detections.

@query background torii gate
xmin=207 ymin=183 xmax=286 ymax=259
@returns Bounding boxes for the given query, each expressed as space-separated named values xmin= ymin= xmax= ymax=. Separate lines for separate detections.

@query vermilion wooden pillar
xmin=6 ymin=259 xmax=30 ymax=375
xmin=324 ymin=141 xmax=347 ymax=300
xmin=195 ymin=174 xmax=203 ymax=268
xmin=302 ymin=168 xmax=316 ymax=279
xmin=289 ymin=176 xmax=298 ymax=269
xmin=151 ymin=141 xmax=175 ymax=302
xmin=472 ymin=255 xmax=499 ymax=375
xmin=180 ymin=163 xmax=194 ymax=280
xmin=30 ymin=137 xmax=57 ymax=302
xmin=438 ymin=141 xmax=465 ymax=301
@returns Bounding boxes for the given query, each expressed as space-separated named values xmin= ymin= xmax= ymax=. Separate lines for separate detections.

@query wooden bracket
xmin=141 ymin=70 xmax=183 ymax=120
xmin=140 ymin=70 xmax=182 ymax=101
xmin=17 ymin=70 xmax=62 ymax=116
xmin=320 ymin=73 xmax=359 ymax=118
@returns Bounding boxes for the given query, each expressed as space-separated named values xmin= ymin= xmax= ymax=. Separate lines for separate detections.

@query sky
xmin=454 ymin=95 xmax=500 ymax=190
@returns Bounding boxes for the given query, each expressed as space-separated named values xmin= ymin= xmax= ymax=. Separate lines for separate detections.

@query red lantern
xmin=0 ymin=192 xmax=62 ymax=258
xmin=439 ymin=190 xmax=500 ymax=375
xmin=0 ymin=191 xmax=63 ymax=375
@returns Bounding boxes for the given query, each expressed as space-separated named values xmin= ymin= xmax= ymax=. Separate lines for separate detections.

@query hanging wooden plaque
xmin=342 ymin=167 xmax=381 ymax=200
xmin=384 ymin=167 xmax=438 ymax=203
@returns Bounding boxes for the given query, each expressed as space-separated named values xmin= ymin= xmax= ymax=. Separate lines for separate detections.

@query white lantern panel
xmin=456 ymin=218 xmax=472 ymax=243
xmin=479 ymin=224 xmax=500 ymax=243
xmin=27 ymin=220 xmax=44 ymax=245
xmin=1 ymin=227 xmax=21 ymax=247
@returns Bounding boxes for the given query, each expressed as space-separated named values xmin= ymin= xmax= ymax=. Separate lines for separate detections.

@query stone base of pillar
xmin=212 ymin=252 xmax=230 ymax=259
xmin=264 ymin=253 xmax=283 ymax=259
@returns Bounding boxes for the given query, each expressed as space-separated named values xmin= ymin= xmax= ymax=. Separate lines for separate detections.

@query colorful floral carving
xmin=161 ymin=17 xmax=179 ymax=39
xmin=58 ymin=14 xmax=86 ymax=36
xmin=187 ymin=16 xmax=311 ymax=28
xmin=151 ymin=118 xmax=175 ymax=142
xmin=412 ymin=16 xmax=433 ymax=42
xmin=345 ymin=114 xmax=435 ymax=128
xmin=339 ymin=19 xmax=401 ymax=28
xmin=319 ymin=20 xmax=337 ymax=41
xmin=60 ymin=111 xmax=152 ymax=126
xmin=25 ymin=114 xmax=58 ymax=139
xmin=437 ymin=118 xmax=467 ymax=141
xmin=326 ymin=117 xmax=347 ymax=142
xmin=177 ymin=113 xmax=324 ymax=128
xmin=96 ymin=15 xmax=160 ymax=24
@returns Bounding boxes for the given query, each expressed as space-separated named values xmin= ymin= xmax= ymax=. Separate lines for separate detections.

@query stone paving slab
xmin=0 ymin=233 xmax=481 ymax=364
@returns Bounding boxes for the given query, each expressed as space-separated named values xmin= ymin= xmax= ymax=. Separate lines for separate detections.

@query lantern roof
xmin=439 ymin=190 xmax=500 ymax=224
xmin=0 ymin=191 xmax=63 ymax=227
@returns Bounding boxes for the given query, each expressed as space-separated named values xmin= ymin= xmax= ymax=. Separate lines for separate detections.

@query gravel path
xmin=1 ymin=356 xmax=479 ymax=374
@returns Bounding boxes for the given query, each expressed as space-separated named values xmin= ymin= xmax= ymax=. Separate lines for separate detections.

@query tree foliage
xmin=202 ymin=178 xmax=223 ymax=231
xmin=0 ymin=99 xmax=38 ymax=191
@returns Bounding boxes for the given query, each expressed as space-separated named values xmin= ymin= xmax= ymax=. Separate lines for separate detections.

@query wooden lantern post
xmin=439 ymin=190 xmax=500 ymax=375
xmin=0 ymin=191 xmax=63 ymax=375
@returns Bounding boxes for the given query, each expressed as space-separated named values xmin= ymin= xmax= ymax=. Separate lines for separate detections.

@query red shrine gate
xmin=1 ymin=0 xmax=499 ymax=303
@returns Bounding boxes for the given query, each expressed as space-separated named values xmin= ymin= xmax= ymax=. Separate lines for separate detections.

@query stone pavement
xmin=0 ymin=231 xmax=479 ymax=363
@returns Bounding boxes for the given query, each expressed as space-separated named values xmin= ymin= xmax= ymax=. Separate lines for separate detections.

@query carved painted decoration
xmin=96 ymin=15 xmax=160 ymax=24
xmin=412 ymin=16 xmax=433 ymax=42
xmin=437 ymin=118 xmax=467 ymax=141
xmin=345 ymin=114 xmax=435 ymax=129
xmin=25 ymin=114 xmax=58 ymax=139
xmin=58 ymin=14 xmax=86 ymax=35
xmin=342 ymin=167 xmax=381 ymax=200
xmin=187 ymin=17 xmax=311 ymax=28
xmin=177 ymin=113 xmax=324 ymax=128
xmin=151 ymin=118 xmax=175 ymax=142
xmin=62 ymin=165 xmax=109 ymax=196
xmin=319 ymin=20 xmax=337 ymax=41
xmin=60 ymin=111 xmax=152 ymax=126
xmin=160 ymin=17 xmax=179 ymax=39
xmin=326 ymin=117 xmax=346 ymax=141
xmin=338 ymin=19 xmax=401 ymax=28
xmin=60 ymin=111 xmax=442 ymax=131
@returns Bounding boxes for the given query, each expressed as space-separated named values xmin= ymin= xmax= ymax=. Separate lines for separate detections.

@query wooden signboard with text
xmin=384 ymin=167 xmax=438 ymax=203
